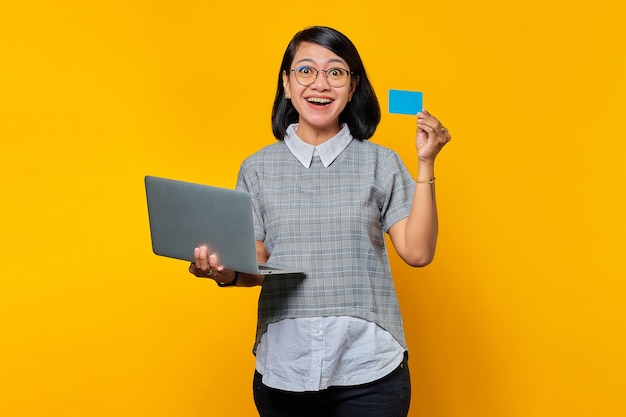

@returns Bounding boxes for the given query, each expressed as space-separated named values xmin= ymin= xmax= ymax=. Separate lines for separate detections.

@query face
xmin=282 ymin=42 xmax=357 ymax=143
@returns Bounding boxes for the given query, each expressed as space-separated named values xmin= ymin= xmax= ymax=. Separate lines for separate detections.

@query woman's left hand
xmin=416 ymin=110 xmax=451 ymax=163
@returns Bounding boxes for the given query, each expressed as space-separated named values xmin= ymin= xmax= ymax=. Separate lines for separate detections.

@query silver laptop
xmin=144 ymin=175 xmax=303 ymax=275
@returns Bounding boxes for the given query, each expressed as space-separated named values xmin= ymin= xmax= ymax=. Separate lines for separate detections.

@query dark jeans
xmin=253 ymin=353 xmax=411 ymax=417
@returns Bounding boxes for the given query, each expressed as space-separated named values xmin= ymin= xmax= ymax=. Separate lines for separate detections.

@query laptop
xmin=144 ymin=175 xmax=303 ymax=275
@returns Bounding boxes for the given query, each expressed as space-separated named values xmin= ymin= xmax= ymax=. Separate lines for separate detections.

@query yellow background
xmin=1 ymin=1 xmax=625 ymax=416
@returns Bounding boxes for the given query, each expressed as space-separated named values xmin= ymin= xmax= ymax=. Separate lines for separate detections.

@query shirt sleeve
xmin=379 ymin=151 xmax=416 ymax=233
xmin=236 ymin=159 xmax=266 ymax=242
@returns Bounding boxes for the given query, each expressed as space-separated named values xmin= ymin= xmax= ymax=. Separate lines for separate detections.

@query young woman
xmin=189 ymin=26 xmax=451 ymax=417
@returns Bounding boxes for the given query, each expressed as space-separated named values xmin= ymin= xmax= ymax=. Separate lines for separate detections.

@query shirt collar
xmin=284 ymin=123 xmax=353 ymax=168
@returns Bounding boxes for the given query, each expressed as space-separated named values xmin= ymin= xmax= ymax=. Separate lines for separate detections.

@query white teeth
xmin=307 ymin=97 xmax=331 ymax=104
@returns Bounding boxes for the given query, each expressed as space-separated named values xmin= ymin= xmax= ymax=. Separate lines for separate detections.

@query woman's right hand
xmin=188 ymin=242 xmax=268 ymax=287
xmin=188 ymin=245 xmax=237 ymax=284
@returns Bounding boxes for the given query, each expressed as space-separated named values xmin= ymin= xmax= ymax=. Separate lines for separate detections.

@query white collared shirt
xmin=284 ymin=123 xmax=353 ymax=168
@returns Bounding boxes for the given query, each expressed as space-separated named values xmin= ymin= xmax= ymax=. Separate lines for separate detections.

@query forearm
xmin=212 ymin=269 xmax=265 ymax=287
xmin=234 ymin=272 xmax=265 ymax=287
xmin=404 ymin=160 xmax=439 ymax=265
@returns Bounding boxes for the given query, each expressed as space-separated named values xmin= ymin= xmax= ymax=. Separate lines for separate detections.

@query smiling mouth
xmin=307 ymin=97 xmax=332 ymax=106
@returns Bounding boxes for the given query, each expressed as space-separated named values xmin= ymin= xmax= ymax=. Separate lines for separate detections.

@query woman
xmin=189 ymin=26 xmax=451 ymax=417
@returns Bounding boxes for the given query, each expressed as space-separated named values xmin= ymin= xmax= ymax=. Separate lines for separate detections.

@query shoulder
xmin=347 ymin=139 xmax=403 ymax=164
xmin=347 ymin=140 xmax=413 ymax=187
xmin=238 ymin=142 xmax=289 ymax=190
xmin=241 ymin=141 xmax=289 ymax=166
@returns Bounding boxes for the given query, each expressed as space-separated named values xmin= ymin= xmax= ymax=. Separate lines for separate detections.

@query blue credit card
xmin=388 ymin=90 xmax=423 ymax=115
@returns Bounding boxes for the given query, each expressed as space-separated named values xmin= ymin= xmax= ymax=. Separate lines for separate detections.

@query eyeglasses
xmin=290 ymin=65 xmax=354 ymax=88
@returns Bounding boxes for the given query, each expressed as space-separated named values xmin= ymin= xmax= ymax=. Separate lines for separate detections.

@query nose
xmin=311 ymin=69 xmax=331 ymax=89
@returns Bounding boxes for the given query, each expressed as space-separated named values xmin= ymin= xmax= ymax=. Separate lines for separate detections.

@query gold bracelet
xmin=416 ymin=177 xmax=436 ymax=184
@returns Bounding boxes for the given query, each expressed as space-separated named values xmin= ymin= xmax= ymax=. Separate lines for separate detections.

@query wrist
xmin=416 ymin=177 xmax=436 ymax=185
xmin=216 ymin=271 xmax=239 ymax=287
xmin=417 ymin=162 xmax=435 ymax=183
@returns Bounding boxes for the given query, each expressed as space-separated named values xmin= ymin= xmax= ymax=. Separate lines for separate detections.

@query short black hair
xmin=271 ymin=26 xmax=381 ymax=140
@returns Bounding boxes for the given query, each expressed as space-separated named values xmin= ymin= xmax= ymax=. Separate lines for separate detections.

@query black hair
xmin=271 ymin=26 xmax=381 ymax=140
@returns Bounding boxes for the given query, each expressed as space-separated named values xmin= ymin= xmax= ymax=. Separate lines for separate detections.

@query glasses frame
xmin=289 ymin=65 xmax=354 ymax=88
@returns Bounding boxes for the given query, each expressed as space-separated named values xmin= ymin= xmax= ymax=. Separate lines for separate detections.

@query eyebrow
xmin=294 ymin=58 xmax=348 ymax=68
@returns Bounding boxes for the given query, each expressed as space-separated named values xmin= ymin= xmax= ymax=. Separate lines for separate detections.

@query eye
xmin=329 ymin=69 xmax=341 ymax=77
xmin=296 ymin=66 xmax=314 ymax=75
xmin=327 ymin=68 xmax=347 ymax=79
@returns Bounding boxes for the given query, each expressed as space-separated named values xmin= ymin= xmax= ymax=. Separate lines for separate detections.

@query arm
xmin=388 ymin=110 xmax=451 ymax=267
xmin=188 ymin=241 xmax=267 ymax=287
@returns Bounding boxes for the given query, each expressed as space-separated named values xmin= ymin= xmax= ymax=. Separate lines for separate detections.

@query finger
xmin=209 ymin=253 xmax=217 ymax=270
xmin=209 ymin=253 xmax=225 ymax=273
xmin=418 ymin=123 xmax=441 ymax=138
xmin=189 ymin=262 xmax=210 ymax=278
xmin=417 ymin=117 xmax=441 ymax=134
xmin=195 ymin=246 xmax=211 ymax=271
xmin=418 ymin=124 xmax=450 ymax=148
xmin=417 ymin=109 xmax=435 ymax=122
xmin=197 ymin=246 xmax=206 ymax=267
xmin=417 ymin=109 xmax=443 ymax=129
xmin=439 ymin=126 xmax=450 ymax=139
xmin=418 ymin=115 xmax=441 ymax=129
xmin=418 ymin=117 xmax=449 ymax=142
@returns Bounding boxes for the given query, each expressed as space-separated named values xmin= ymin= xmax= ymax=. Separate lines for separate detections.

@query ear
xmin=282 ymin=70 xmax=291 ymax=99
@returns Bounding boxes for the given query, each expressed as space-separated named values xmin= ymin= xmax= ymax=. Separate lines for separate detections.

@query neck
xmin=295 ymin=124 xmax=341 ymax=146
